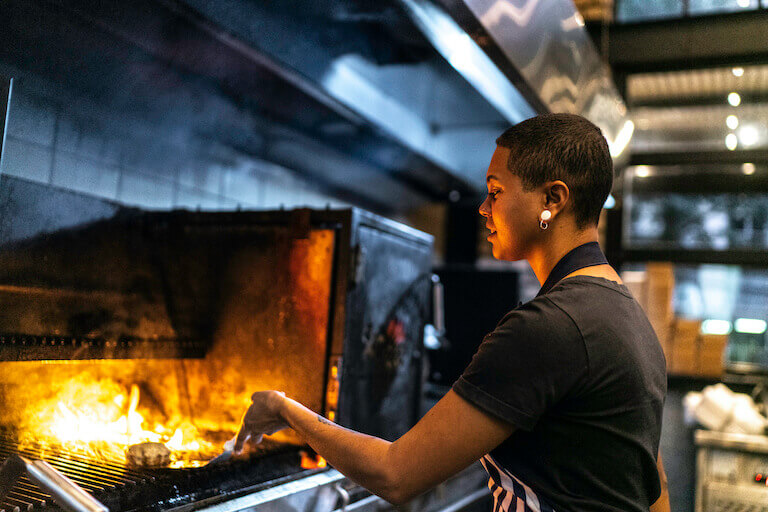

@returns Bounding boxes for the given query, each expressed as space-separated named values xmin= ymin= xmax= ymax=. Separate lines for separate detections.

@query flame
xmin=17 ymin=376 xmax=217 ymax=464
xmin=2 ymin=231 xmax=338 ymax=464
xmin=300 ymin=451 xmax=327 ymax=469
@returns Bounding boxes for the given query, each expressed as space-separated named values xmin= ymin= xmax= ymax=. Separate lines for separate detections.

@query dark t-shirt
xmin=453 ymin=276 xmax=667 ymax=512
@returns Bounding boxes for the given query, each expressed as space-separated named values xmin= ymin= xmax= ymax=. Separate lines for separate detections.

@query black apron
xmin=482 ymin=242 xmax=608 ymax=512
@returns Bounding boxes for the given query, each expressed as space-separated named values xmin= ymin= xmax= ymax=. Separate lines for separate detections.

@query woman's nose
xmin=478 ymin=197 xmax=490 ymax=218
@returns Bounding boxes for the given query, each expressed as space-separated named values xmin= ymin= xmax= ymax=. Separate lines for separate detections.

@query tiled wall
xmin=0 ymin=82 xmax=349 ymax=212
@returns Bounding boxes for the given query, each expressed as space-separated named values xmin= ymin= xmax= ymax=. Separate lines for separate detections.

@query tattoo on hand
xmin=317 ymin=415 xmax=332 ymax=426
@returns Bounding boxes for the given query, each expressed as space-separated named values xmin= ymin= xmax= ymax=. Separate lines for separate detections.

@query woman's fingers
xmin=234 ymin=429 xmax=249 ymax=453
xmin=234 ymin=391 xmax=287 ymax=453
xmin=251 ymin=390 xmax=284 ymax=401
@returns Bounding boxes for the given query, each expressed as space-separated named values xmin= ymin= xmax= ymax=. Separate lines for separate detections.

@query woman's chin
xmin=491 ymin=245 xmax=520 ymax=262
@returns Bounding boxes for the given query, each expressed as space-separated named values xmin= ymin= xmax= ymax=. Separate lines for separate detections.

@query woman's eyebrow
xmin=486 ymin=175 xmax=500 ymax=183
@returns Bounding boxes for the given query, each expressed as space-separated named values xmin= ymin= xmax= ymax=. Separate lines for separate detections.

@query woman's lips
xmin=487 ymin=232 xmax=496 ymax=241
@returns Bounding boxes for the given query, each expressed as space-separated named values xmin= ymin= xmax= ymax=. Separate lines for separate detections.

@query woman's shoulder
xmin=542 ymin=275 xmax=652 ymax=338
xmin=505 ymin=276 xmax=632 ymax=320
xmin=548 ymin=275 xmax=633 ymax=300
xmin=494 ymin=276 xmax=637 ymax=336
xmin=494 ymin=291 xmax=581 ymax=337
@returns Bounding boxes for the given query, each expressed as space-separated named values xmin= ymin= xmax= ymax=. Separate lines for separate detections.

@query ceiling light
xmin=738 ymin=125 xmax=759 ymax=147
xmin=609 ymin=120 xmax=634 ymax=158
xmin=742 ymin=163 xmax=756 ymax=175
xmin=635 ymin=118 xmax=650 ymax=130
xmin=634 ymin=166 xmax=650 ymax=178
xmin=732 ymin=67 xmax=745 ymax=77
xmin=726 ymin=115 xmax=739 ymax=130
xmin=728 ymin=92 xmax=741 ymax=107
xmin=734 ymin=318 xmax=767 ymax=335
xmin=702 ymin=319 xmax=732 ymax=336
xmin=725 ymin=133 xmax=738 ymax=150
xmin=736 ymin=0 xmax=750 ymax=8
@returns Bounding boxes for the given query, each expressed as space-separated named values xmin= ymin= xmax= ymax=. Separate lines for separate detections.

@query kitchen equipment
xmin=695 ymin=430 xmax=768 ymax=512
xmin=0 ymin=202 xmax=477 ymax=512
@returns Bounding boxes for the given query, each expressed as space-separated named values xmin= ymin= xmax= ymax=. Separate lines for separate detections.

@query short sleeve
xmin=452 ymin=297 xmax=588 ymax=430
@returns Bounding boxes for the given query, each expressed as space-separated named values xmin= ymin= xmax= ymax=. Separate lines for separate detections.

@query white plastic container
xmin=688 ymin=383 xmax=768 ymax=434
xmin=724 ymin=401 xmax=768 ymax=435
xmin=695 ymin=384 xmax=736 ymax=430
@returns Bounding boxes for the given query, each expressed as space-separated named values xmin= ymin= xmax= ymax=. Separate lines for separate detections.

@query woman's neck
xmin=528 ymin=228 xmax=601 ymax=286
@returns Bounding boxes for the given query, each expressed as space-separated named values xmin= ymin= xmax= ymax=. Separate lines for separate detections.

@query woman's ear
xmin=544 ymin=180 xmax=570 ymax=216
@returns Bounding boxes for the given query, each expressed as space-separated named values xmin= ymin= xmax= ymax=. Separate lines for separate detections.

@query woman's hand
xmin=234 ymin=391 xmax=288 ymax=453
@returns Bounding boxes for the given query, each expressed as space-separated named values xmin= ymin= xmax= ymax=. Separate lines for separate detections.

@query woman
xmin=234 ymin=114 xmax=670 ymax=512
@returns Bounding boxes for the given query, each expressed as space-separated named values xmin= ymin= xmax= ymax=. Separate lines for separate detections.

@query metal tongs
xmin=205 ymin=437 xmax=236 ymax=466
xmin=0 ymin=454 xmax=109 ymax=512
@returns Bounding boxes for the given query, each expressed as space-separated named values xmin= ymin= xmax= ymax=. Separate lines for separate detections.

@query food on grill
xmin=126 ymin=442 xmax=171 ymax=467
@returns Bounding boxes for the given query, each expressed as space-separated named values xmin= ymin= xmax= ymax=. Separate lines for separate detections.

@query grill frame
xmin=0 ymin=436 xmax=320 ymax=512
xmin=0 ymin=206 xmax=435 ymax=511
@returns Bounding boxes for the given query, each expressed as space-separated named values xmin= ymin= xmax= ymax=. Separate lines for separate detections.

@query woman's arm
xmin=235 ymin=390 xmax=514 ymax=505
xmin=650 ymin=450 xmax=671 ymax=512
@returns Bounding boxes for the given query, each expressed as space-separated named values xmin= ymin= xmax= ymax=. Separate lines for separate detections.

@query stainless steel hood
xmin=431 ymin=0 xmax=632 ymax=163
xmin=0 ymin=0 xmax=628 ymax=212
xmin=173 ymin=0 xmax=535 ymax=194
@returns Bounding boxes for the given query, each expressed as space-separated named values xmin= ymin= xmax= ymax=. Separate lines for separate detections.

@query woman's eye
xmin=489 ymin=190 xmax=500 ymax=200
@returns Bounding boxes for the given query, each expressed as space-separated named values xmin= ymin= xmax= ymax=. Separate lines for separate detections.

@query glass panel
xmin=626 ymin=193 xmax=768 ymax=250
xmin=673 ymin=264 xmax=768 ymax=369
xmin=616 ymin=0 xmax=684 ymax=22
xmin=689 ymin=0 xmax=760 ymax=14
xmin=622 ymin=262 xmax=768 ymax=373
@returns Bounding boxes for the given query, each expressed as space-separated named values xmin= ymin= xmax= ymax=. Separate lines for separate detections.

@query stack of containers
xmin=623 ymin=264 xmax=675 ymax=371
xmin=697 ymin=333 xmax=729 ymax=377
xmin=670 ymin=318 xmax=701 ymax=375
xmin=622 ymin=263 xmax=728 ymax=377
xmin=668 ymin=320 xmax=727 ymax=377
xmin=645 ymin=263 xmax=676 ymax=359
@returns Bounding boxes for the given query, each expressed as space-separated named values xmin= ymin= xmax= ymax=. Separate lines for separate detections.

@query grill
xmin=0 ymin=191 xmax=437 ymax=511
xmin=0 ymin=437 xmax=313 ymax=512
xmin=0 ymin=333 xmax=207 ymax=361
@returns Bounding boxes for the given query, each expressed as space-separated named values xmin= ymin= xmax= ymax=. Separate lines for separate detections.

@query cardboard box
xmin=671 ymin=347 xmax=697 ymax=375
xmin=657 ymin=319 xmax=675 ymax=372
xmin=645 ymin=263 xmax=675 ymax=348
xmin=670 ymin=318 xmax=701 ymax=376
xmin=621 ymin=270 xmax=648 ymax=310
xmin=698 ymin=334 xmax=728 ymax=377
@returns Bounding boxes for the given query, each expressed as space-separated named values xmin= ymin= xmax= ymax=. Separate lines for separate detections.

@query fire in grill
xmin=0 ymin=206 xmax=434 ymax=511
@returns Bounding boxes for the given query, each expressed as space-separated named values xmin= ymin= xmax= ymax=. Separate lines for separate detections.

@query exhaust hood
xmin=0 ymin=0 xmax=627 ymax=212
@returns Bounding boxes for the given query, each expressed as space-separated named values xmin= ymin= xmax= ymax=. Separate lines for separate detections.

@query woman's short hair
xmin=496 ymin=113 xmax=613 ymax=229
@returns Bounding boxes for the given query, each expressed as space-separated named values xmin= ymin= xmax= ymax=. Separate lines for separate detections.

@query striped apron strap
xmin=480 ymin=455 xmax=558 ymax=512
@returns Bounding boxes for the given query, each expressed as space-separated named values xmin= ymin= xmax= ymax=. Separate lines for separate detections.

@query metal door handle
xmin=333 ymin=483 xmax=350 ymax=512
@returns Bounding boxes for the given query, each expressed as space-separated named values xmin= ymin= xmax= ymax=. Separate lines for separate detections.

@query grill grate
xmin=0 ymin=334 xmax=208 ymax=361
xmin=0 ymin=438 xmax=311 ymax=512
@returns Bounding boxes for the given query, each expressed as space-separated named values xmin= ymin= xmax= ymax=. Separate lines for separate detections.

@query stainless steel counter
xmin=180 ymin=463 xmax=489 ymax=512
xmin=695 ymin=430 xmax=768 ymax=454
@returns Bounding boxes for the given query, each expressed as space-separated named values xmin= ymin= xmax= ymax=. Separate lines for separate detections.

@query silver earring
xmin=539 ymin=210 xmax=551 ymax=230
